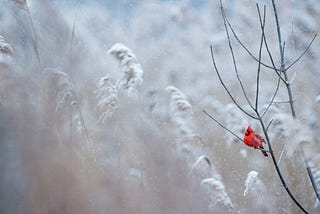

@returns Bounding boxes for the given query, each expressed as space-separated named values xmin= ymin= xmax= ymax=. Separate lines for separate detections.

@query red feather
xmin=243 ymin=126 xmax=268 ymax=157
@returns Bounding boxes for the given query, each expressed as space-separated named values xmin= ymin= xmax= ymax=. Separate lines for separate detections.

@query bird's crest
xmin=245 ymin=125 xmax=253 ymax=136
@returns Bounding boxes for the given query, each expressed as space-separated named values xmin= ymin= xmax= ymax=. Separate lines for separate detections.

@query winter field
xmin=0 ymin=0 xmax=320 ymax=213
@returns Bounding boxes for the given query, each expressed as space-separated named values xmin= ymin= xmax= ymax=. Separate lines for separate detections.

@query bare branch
xmin=266 ymin=119 xmax=273 ymax=132
xmin=219 ymin=0 xmax=254 ymax=110
xmin=223 ymin=7 xmax=278 ymax=71
xmin=286 ymin=34 xmax=317 ymax=71
xmin=272 ymin=100 xmax=296 ymax=104
xmin=271 ymin=0 xmax=284 ymax=67
xmin=287 ymin=69 xmax=297 ymax=85
xmin=255 ymin=5 xmax=282 ymax=118
xmin=266 ymin=1 xmax=308 ymax=212
xmin=254 ymin=4 xmax=266 ymax=111
xmin=300 ymin=144 xmax=320 ymax=201
xmin=271 ymin=0 xmax=297 ymax=119
xmin=260 ymin=75 xmax=281 ymax=118
xmin=210 ymin=46 xmax=257 ymax=119
xmin=203 ymin=110 xmax=244 ymax=143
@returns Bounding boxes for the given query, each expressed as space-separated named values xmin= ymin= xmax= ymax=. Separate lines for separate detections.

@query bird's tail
xmin=260 ymin=146 xmax=268 ymax=157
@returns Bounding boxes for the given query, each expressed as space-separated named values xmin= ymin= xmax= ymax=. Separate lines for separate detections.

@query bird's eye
xmin=245 ymin=130 xmax=250 ymax=136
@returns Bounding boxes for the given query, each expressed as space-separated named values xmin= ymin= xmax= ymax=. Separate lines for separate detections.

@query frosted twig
xmin=167 ymin=86 xmax=233 ymax=209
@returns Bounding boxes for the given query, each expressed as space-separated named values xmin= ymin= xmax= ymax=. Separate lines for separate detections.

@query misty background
xmin=0 ymin=0 xmax=320 ymax=213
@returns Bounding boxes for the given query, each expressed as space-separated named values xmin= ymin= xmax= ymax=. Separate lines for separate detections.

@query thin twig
xmin=255 ymin=6 xmax=286 ymax=84
xmin=210 ymin=46 xmax=257 ymax=119
xmin=70 ymin=15 xmax=77 ymax=55
xmin=277 ymin=141 xmax=287 ymax=166
xmin=261 ymin=75 xmax=281 ymax=118
xmin=203 ymin=110 xmax=244 ymax=143
xmin=271 ymin=0 xmax=297 ymax=119
xmin=285 ymin=34 xmax=317 ymax=71
xmin=219 ymin=0 xmax=254 ymax=110
xmin=272 ymin=100 xmax=295 ymax=104
xmin=266 ymin=119 xmax=273 ymax=132
xmin=224 ymin=8 xmax=277 ymax=71
xmin=78 ymin=109 xmax=97 ymax=162
xmin=256 ymin=5 xmax=282 ymax=118
xmin=287 ymin=69 xmax=297 ymax=85
xmin=300 ymin=144 xmax=320 ymax=201
xmin=254 ymin=4 xmax=266 ymax=111
xmin=23 ymin=1 xmax=41 ymax=65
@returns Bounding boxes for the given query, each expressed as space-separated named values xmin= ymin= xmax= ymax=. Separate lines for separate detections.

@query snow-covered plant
xmin=0 ymin=35 xmax=13 ymax=67
xmin=244 ymin=171 xmax=260 ymax=196
xmin=315 ymin=95 xmax=320 ymax=104
xmin=46 ymin=68 xmax=77 ymax=113
xmin=271 ymin=113 xmax=313 ymax=158
xmin=108 ymin=43 xmax=143 ymax=96
xmin=95 ymin=74 xmax=117 ymax=123
xmin=202 ymin=178 xmax=233 ymax=209
xmin=10 ymin=0 xmax=27 ymax=8
xmin=166 ymin=85 xmax=193 ymax=139
xmin=0 ymin=35 xmax=13 ymax=55
xmin=167 ymin=85 xmax=233 ymax=209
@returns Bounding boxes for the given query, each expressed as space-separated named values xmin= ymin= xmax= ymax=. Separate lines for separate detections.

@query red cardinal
xmin=243 ymin=126 xmax=268 ymax=157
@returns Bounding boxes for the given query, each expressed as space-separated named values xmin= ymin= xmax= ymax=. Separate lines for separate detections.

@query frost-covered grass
xmin=0 ymin=0 xmax=320 ymax=213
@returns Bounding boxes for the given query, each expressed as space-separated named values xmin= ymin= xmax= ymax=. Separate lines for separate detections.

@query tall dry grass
xmin=0 ymin=0 xmax=319 ymax=213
